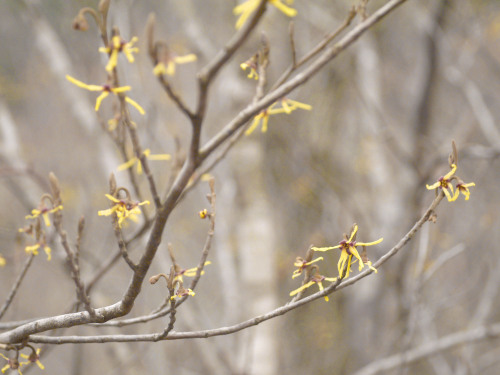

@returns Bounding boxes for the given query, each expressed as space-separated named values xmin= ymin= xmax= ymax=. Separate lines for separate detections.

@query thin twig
xmin=0 ymin=254 xmax=36 ymax=320
xmin=24 ymin=192 xmax=441 ymax=343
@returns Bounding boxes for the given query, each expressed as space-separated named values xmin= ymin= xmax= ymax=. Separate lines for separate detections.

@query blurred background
xmin=0 ymin=0 xmax=499 ymax=374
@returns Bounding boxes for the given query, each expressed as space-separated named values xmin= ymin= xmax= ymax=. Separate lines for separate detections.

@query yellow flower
xmin=289 ymin=270 xmax=337 ymax=302
xmin=117 ymin=149 xmax=171 ymax=174
xmin=174 ymin=261 xmax=211 ymax=284
xmin=0 ymin=255 xmax=5 ymax=267
xmin=456 ymin=181 xmax=475 ymax=201
xmin=233 ymin=0 xmax=297 ymax=29
xmin=0 ymin=353 xmax=23 ymax=375
xmin=313 ymin=225 xmax=383 ymax=279
xmin=199 ymin=209 xmax=208 ymax=219
xmin=279 ymin=97 xmax=312 ymax=114
xmin=153 ymin=54 xmax=197 ymax=76
xmin=98 ymin=194 xmax=150 ymax=228
xmin=170 ymin=287 xmax=195 ymax=300
xmin=25 ymin=204 xmax=63 ymax=227
xmin=292 ymin=256 xmax=323 ymax=279
xmin=240 ymin=60 xmax=259 ymax=80
xmin=19 ymin=348 xmax=44 ymax=371
xmin=99 ymin=35 xmax=139 ymax=72
xmin=245 ymin=102 xmax=288 ymax=135
xmin=65 ymin=75 xmax=145 ymax=115
xmin=25 ymin=241 xmax=51 ymax=261
xmin=426 ymin=164 xmax=459 ymax=202
xmin=245 ymin=98 xmax=311 ymax=135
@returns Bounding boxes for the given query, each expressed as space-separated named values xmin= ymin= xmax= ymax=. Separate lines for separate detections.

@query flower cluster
xmin=426 ymin=163 xmax=475 ymax=202
xmin=240 ymin=55 xmax=259 ymax=80
xmin=245 ymin=98 xmax=312 ymax=135
xmin=99 ymin=35 xmax=139 ymax=72
xmin=66 ymin=75 xmax=145 ymax=115
xmin=233 ymin=0 xmax=297 ymax=29
xmin=0 ymin=347 xmax=44 ymax=375
xmin=290 ymin=267 xmax=337 ymax=302
xmin=313 ymin=224 xmax=382 ymax=279
xmin=98 ymin=193 xmax=150 ymax=228
xmin=290 ymin=225 xmax=382 ymax=301
xmin=289 ymin=248 xmax=335 ymax=302
xmin=19 ymin=196 xmax=62 ymax=261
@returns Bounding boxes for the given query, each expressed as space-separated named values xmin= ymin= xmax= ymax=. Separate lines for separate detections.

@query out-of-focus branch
xmin=352 ymin=323 xmax=500 ymax=375
xmin=199 ymin=0 xmax=409 ymax=160
xmin=0 ymin=254 xmax=36 ymax=320
xmin=271 ymin=6 xmax=356 ymax=91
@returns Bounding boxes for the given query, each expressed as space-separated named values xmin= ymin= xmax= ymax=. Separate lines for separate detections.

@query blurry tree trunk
xmin=234 ymin=141 xmax=278 ymax=375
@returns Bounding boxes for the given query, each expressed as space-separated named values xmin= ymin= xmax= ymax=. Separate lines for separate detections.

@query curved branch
xmin=25 ymin=192 xmax=441 ymax=344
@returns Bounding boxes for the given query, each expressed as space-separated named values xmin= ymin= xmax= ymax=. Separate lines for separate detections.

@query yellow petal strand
xmin=233 ymin=0 xmax=258 ymax=15
xmin=338 ymin=251 xmax=348 ymax=277
xmin=138 ymin=200 xmax=150 ymax=207
xmin=0 ymin=255 xmax=6 ymax=267
xmin=443 ymin=164 xmax=457 ymax=180
xmin=66 ymin=75 xmax=94 ymax=90
xmin=270 ymin=0 xmax=297 ymax=17
xmin=288 ymin=100 xmax=312 ymax=110
xmin=44 ymin=246 xmax=51 ymax=261
xmin=111 ymin=86 xmax=132 ymax=93
xmin=125 ymin=97 xmax=146 ymax=115
xmin=365 ymin=261 xmax=378 ymax=273
xmin=357 ymin=238 xmax=384 ymax=247
xmin=105 ymin=50 xmax=119 ymax=72
xmin=289 ymin=281 xmax=315 ymax=297
xmin=426 ymin=182 xmax=441 ymax=190
xmin=105 ymin=194 xmax=121 ymax=203
xmin=312 ymin=246 xmax=339 ymax=252
xmin=309 ymin=257 xmax=324 ymax=264
xmin=117 ymin=157 xmax=137 ymax=171
xmin=235 ymin=7 xmax=253 ymax=29
xmin=349 ymin=246 xmax=363 ymax=266
xmin=345 ymin=254 xmax=353 ymax=278
xmin=166 ymin=61 xmax=176 ymax=76
xmin=153 ymin=63 xmax=166 ymax=76
xmin=442 ymin=187 xmax=453 ymax=202
xmin=174 ymin=54 xmax=197 ymax=64
xmin=261 ymin=114 xmax=269 ymax=133
xmin=245 ymin=115 xmax=262 ymax=135
xmin=147 ymin=154 xmax=172 ymax=161
xmin=95 ymin=92 xmax=109 ymax=111
xmin=42 ymin=213 xmax=51 ymax=227
xmin=98 ymin=208 xmax=114 ymax=216
xmin=348 ymin=224 xmax=359 ymax=242
xmin=136 ymin=160 xmax=143 ymax=175
xmin=282 ymin=100 xmax=293 ymax=114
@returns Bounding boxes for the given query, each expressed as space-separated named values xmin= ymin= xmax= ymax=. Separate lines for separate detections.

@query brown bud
xmin=72 ymin=13 xmax=89 ymax=31
xmin=49 ymin=172 xmax=61 ymax=201
xmin=149 ymin=275 xmax=161 ymax=284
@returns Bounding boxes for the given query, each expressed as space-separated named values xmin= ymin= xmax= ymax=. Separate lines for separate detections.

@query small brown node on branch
xmin=72 ymin=13 xmax=89 ymax=31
